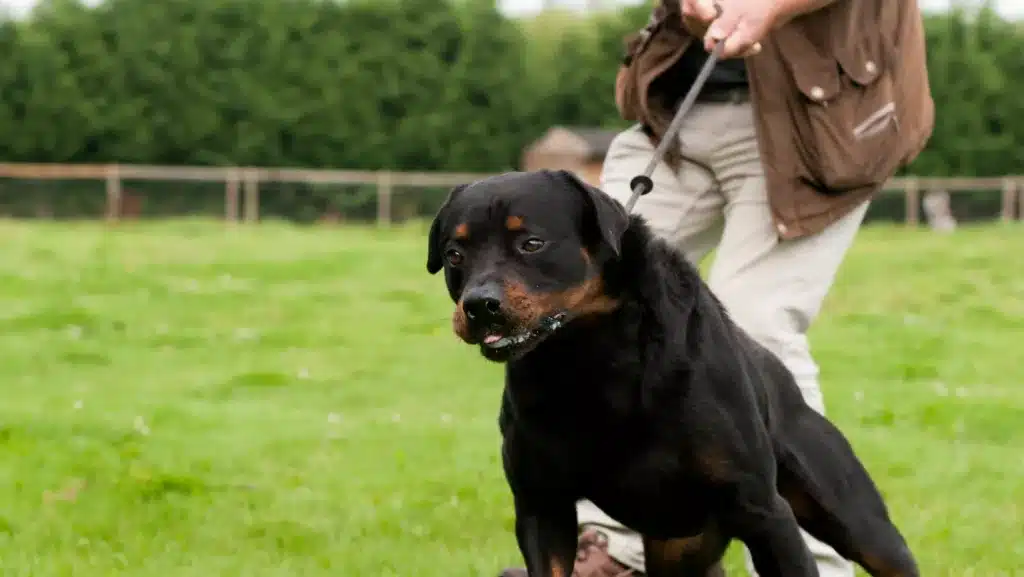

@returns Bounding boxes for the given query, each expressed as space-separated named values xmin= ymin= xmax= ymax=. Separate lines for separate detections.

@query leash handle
xmin=624 ymin=40 xmax=725 ymax=214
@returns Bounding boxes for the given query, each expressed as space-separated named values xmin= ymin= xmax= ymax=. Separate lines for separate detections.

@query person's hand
xmin=701 ymin=0 xmax=778 ymax=58
xmin=679 ymin=0 xmax=719 ymax=39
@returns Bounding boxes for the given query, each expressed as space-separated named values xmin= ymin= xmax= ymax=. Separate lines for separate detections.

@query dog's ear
xmin=555 ymin=170 xmax=629 ymax=257
xmin=426 ymin=183 xmax=468 ymax=275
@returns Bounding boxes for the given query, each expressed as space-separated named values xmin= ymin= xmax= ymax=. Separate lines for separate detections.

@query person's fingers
xmin=719 ymin=20 xmax=756 ymax=58
xmin=681 ymin=0 xmax=718 ymax=38
xmin=702 ymin=4 xmax=736 ymax=52
xmin=681 ymin=0 xmax=718 ymax=22
xmin=702 ymin=7 xmax=763 ymax=59
xmin=696 ymin=0 xmax=720 ymax=21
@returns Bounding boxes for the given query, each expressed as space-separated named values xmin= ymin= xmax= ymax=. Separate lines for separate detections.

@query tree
xmin=0 ymin=0 xmax=1020 ymax=220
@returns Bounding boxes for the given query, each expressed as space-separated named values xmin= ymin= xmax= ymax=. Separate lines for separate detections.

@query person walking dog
xmin=499 ymin=0 xmax=934 ymax=575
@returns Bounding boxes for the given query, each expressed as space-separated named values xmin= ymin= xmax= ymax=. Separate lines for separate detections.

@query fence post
xmin=225 ymin=168 xmax=240 ymax=224
xmin=376 ymin=170 xmax=393 ymax=226
xmin=904 ymin=177 xmax=920 ymax=226
xmin=1000 ymin=178 xmax=1016 ymax=223
xmin=104 ymin=164 xmax=122 ymax=222
xmin=243 ymin=170 xmax=260 ymax=223
xmin=1018 ymin=179 xmax=1024 ymax=221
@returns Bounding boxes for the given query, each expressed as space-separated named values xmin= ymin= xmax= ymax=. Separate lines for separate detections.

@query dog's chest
xmin=505 ymin=350 xmax=718 ymax=535
xmin=581 ymin=439 xmax=718 ymax=537
xmin=509 ymin=415 xmax=717 ymax=538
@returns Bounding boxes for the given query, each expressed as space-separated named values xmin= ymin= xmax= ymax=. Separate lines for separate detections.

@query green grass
xmin=0 ymin=218 xmax=1021 ymax=576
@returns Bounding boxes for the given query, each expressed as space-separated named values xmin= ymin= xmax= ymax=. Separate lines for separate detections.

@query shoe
xmin=496 ymin=528 xmax=640 ymax=576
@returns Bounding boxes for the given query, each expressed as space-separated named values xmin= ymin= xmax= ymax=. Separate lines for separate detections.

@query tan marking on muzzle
xmin=452 ymin=300 xmax=470 ymax=341
xmin=501 ymin=271 xmax=619 ymax=331
xmin=451 ymin=248 xmax=619 ymax=341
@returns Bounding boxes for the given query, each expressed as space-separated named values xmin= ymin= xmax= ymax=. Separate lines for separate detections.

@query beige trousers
xmin=578 ymin=101 xmax=870 ymax=577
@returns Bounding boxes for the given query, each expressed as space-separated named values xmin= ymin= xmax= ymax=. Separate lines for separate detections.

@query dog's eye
xmin=520 ymin=238 xmax=546 ymax=253
xmin=445 ymin=248 xmax=464 ymax=266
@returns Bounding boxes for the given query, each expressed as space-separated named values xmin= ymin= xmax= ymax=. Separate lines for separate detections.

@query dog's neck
xmin=503 ymin=306 xmax=645 ymax=431
xmin=504 ymin=216 xmax=708 ymax=411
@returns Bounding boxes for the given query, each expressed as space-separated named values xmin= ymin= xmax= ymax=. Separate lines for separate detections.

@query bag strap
xmin=622 ymin=3 xmax=671 ymax=66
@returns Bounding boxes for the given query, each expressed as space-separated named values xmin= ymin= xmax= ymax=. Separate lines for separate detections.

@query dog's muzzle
xmin=480 ymin=312 xmax=568 ymax=352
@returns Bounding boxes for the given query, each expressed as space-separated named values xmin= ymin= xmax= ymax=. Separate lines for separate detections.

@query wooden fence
xmin=0 ymin=162 xmax=1021 ymax=225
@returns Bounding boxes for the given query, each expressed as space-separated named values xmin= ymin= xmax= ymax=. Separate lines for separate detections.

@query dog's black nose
xmin=462 ymin=285 xmax=506 ymax=325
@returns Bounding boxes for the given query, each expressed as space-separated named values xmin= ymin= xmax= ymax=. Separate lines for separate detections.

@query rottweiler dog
xmin=425 ymin=169 xmax=918 ymax=577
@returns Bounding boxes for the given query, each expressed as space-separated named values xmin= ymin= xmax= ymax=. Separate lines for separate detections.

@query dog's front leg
xmin=513 ymin=498 xmax=579 ymax=577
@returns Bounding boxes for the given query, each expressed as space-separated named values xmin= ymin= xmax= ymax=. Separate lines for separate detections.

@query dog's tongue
xmin=483 ymin=334 xmax=502 ymax=344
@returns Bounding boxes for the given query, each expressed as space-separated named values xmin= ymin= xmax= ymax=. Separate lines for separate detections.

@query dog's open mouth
xmin=479 ymin=313 xmax=568 ymax=357
xmin=482 ymin=331 xmax=535 ymax=350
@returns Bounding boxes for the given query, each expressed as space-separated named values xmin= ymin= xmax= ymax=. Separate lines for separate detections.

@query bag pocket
xmin=778 ymin=28 xmax=904 ymax=192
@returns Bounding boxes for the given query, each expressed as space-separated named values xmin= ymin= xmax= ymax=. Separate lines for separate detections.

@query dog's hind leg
xmin=775 ymin=410 xmax=920 ymax=577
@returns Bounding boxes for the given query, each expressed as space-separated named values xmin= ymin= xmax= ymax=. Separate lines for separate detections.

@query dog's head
xmin=426 ymin=169 xmax=630 ymax=362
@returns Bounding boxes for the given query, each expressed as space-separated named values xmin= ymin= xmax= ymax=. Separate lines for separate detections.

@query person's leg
xmin=704 ymin=101 xmax=866 ymax=577
xmin=574 ymin=112 xmax=729 ymax=574
xmin=600 ymin=123 xmax=725 ymax=264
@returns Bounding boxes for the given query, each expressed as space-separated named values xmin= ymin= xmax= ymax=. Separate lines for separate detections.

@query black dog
xmin=426 ymin=169 xmax=918 ymax=577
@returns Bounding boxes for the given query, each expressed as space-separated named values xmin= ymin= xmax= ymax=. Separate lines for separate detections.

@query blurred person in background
xmin=499 ymin=0 xmax=934 ymax=576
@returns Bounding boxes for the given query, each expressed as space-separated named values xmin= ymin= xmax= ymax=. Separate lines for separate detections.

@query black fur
xmin=426 ymin=170 xmax=919 ymax=577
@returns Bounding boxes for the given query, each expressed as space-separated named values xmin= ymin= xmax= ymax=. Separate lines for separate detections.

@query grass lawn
xmin=0 ymin=218 xmax=1020 ymax=576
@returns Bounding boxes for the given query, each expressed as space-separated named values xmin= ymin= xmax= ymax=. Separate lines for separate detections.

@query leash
xmin=542 ymin=8 xmax=759 ymax=343
xmin=537 ymin=41 xmax=731 ymax=337
xmin=623 ymin=40 xmax=726 ymax=214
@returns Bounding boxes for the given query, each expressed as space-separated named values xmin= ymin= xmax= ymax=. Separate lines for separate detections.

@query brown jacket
xmin=615 ymin=0 xmax=935 ymax=239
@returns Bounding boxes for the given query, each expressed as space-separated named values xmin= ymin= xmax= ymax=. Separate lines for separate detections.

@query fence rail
xmin=0 ymin=163 xmax=1021 ymax=225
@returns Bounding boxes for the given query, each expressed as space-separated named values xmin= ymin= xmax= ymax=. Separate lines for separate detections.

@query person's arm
xmin=772 ymin=0 xmax=839 ymax=27
xmin=703 ymin=0 xmax=842 ymax=58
